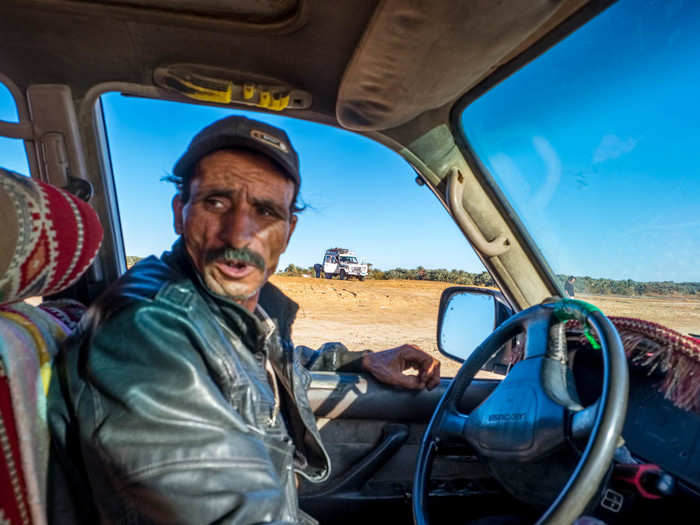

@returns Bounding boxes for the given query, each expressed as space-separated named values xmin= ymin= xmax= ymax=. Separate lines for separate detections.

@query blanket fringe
xmin=507 ymin=315 xmax=700 ymax=413
xmin=568 ymin=317 xmax=700 ymax=413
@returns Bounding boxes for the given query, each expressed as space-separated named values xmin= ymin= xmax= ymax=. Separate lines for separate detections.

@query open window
xmin=99 ymin=92 xmax=496 ymax=377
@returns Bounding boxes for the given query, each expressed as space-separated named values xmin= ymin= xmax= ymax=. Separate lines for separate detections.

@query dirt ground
xmin=271 ymin=275 xmax=700 ymax=377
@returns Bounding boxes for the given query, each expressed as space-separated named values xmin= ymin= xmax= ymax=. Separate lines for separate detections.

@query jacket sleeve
xmin=295 ymin=341 xmax=369 ymax=373
xmin=72 ymin=302 xmax=298 ymax=525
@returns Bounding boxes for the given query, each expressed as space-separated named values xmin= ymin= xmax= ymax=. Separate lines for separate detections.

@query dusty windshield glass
xmin=459 ymin=0 xmax=699 ymax=336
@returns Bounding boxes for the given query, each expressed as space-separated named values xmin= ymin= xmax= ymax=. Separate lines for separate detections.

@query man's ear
xmin=172 ymin=194 xmax=184 ymax=235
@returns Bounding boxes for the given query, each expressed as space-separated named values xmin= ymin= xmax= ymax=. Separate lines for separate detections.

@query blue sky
xmin=1 ymin=0 xmax=697 ymax=282
xmin=461 ymin=0 xmax=699 ymax=282
xmin=101 ymin=96 xmax=486 ymax=273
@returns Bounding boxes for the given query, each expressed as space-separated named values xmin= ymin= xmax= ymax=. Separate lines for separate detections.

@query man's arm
xmin=361 ymin=344 xmax=441 ymax=390
xmin=64 ymin=304 xmax=297 ymax=524
xmin=297 ymin=342 xmax=440 ymax=390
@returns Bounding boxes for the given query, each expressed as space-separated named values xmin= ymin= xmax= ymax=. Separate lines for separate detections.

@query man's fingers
xmin=398 ymin=345 xmax=432 ymax=363
xmin=395 ymin=344 xmax=441 ymax=390
xmin=421 ymin=360 xmax=441 ymax=390
xmin=398 ymin=346 xmax=438 ymax=367
xmin=366 ymin=344 xmax=442 ymax=390
xmin=394 ymin=373 xmax=422 ymax=390
xmin=427 ymin=371 xmax=440 ymax=390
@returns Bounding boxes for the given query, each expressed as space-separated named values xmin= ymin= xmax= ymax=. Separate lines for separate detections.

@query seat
xmin=0 ymin=167 xmax=103 ymax=525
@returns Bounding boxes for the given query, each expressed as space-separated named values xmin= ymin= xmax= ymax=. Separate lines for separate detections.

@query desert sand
xmin=271 ymin=275 xmax=700 ymax=377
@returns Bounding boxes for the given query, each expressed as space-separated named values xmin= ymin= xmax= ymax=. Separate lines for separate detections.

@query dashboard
xmin=572 ymin=343 xmax=700 ymax=491
xmin=623 ymin=366 xmax=700 ymax=489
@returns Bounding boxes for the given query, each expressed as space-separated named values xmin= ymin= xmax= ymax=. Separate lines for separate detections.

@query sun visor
xmin=336 ymin=0 xmax=584 ymax=131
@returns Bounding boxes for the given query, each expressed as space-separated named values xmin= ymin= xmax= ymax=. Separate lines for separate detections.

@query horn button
xmin=465 ymin=357 xmax=567 ymax=462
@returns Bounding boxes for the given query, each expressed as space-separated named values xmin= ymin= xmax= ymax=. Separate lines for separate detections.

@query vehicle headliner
xmin=1 ymin=0 xmax=600 ymax=139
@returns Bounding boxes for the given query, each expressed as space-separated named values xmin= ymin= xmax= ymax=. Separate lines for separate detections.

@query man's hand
xmin=361 ymin=344 xmax=440 ymax=390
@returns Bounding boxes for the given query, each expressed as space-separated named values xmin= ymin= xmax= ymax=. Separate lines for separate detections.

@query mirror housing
xmin=437 ymin=286 xmax=513 ymax=370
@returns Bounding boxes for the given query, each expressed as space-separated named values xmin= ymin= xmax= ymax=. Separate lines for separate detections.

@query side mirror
xmin=437 ymin=286 xmax=513 ymax=369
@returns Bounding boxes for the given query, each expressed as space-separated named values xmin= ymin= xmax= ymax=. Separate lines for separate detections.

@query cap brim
xmin=173 ymin=135 xmax=300 ymax=187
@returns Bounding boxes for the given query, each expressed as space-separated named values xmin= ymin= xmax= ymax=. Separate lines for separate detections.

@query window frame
xmin=0 ymin=72 xmax=41 ymax=178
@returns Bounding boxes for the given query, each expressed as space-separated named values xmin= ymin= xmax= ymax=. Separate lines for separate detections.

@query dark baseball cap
xmin=172 ymin=115 xmax=300 ymax=189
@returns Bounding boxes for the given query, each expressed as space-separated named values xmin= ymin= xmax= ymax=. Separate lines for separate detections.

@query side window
xmin=0 ymin=81 xmax=30 ymax=175
xmin=101 ymin=93 xmax=491 ymax=377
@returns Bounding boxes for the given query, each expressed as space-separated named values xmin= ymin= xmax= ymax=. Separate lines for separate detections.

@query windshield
xmin=339 ymin=256 xmax=358 ymax=264
xmin=459 ymin=0 xmax=699 ymax=336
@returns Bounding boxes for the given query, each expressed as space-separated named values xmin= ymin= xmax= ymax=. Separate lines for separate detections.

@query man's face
xmin=173 ymin=149 xmax=297 ymax=309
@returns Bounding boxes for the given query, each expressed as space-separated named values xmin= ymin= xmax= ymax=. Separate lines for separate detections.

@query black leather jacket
xmin=48 ymin=239 xmax=366 ymax=524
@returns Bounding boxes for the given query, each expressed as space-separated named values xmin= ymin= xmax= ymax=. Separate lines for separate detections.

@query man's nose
xmin=218 ymin=204 xmax=257 ymax=247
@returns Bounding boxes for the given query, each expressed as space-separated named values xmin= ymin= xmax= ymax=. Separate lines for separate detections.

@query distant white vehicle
xmin=321 ymin=248 xmax=368 ymax=280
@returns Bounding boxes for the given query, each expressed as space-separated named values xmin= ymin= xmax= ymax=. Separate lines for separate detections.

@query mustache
xmin=205 ymin=246 xmax=266 ymax=272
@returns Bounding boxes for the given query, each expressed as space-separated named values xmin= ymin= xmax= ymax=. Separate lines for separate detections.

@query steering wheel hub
xmin=474 ymin=383 xmax=539 ymax=452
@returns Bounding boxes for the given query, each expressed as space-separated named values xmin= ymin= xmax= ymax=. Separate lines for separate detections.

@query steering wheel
xmin=413 ymin=299 xmax=629 ymax=525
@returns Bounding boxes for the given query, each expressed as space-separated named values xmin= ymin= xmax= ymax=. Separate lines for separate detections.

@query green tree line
xmin=555 ymin=274 xmax=699 ymax=296
xmin=129 ymin=258 xmax=698 ymax=296
xmin=280 ymin=264 xmax=496 ymax=287
xmin=279 ymin=264 xmax=698 ymax=296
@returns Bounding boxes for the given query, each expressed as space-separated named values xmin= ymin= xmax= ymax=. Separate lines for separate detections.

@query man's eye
xmin=205 ymin=198 xmax=226 ymax=209
xmin=256 ymin=205 xmax=276 ymax=217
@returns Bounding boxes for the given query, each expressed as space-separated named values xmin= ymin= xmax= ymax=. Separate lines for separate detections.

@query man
xmin=48 ymin=116 xmax=440 ymax=524
xmin=565 ymin=275 xmax=576 ymax=298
